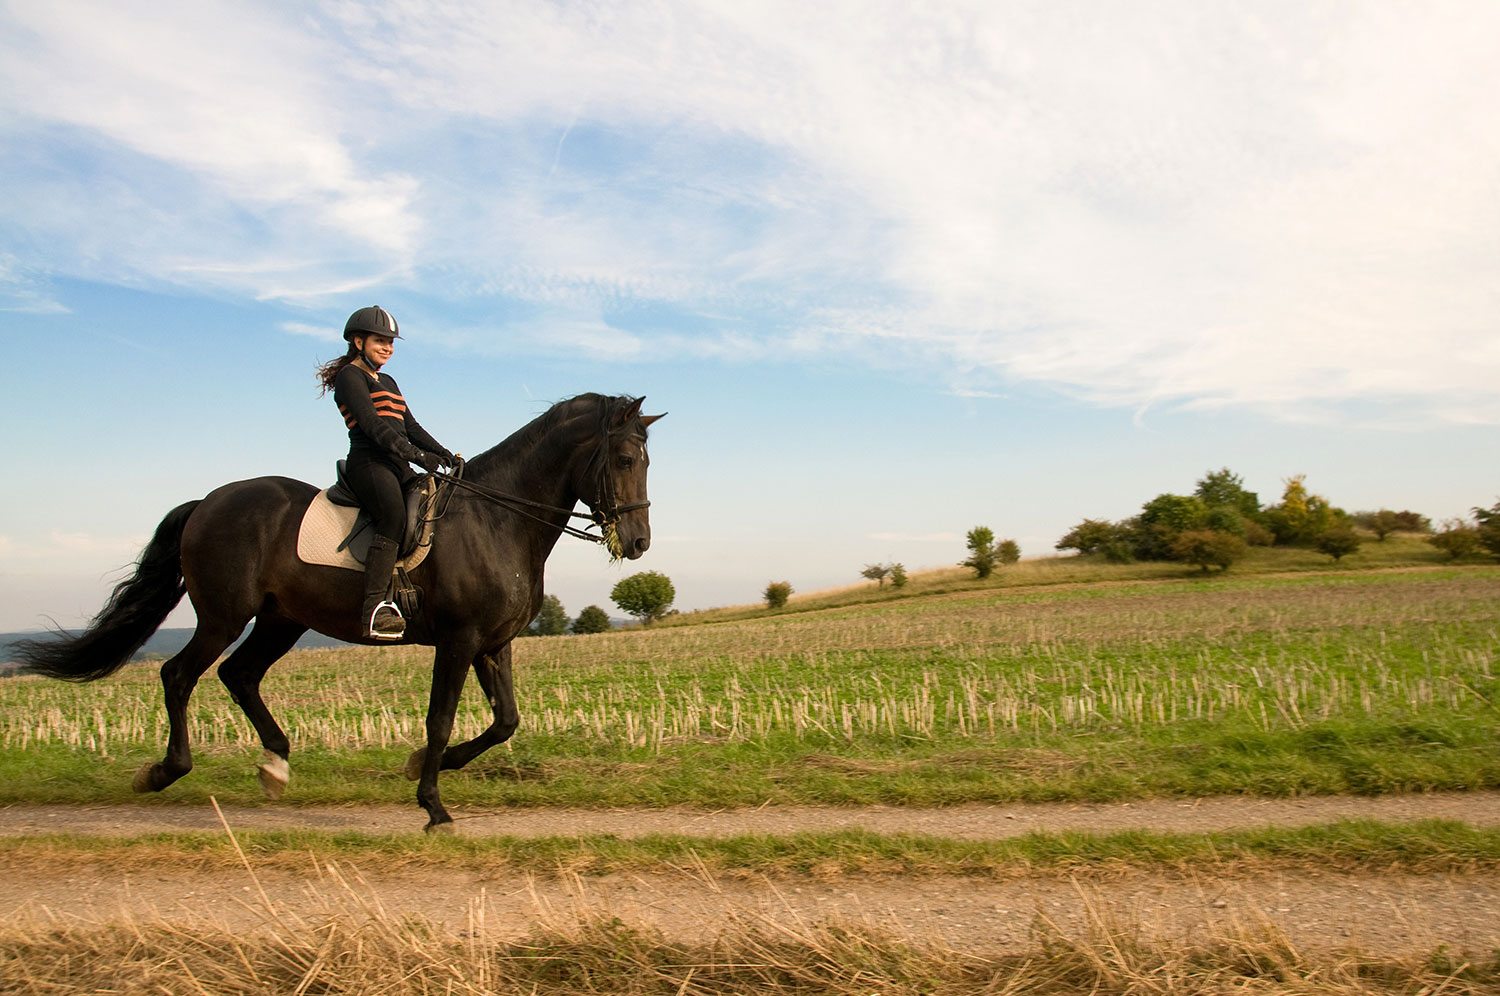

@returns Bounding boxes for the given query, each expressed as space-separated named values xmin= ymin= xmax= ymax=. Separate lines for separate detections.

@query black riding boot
xmin=360 ymin=535 xmax=405 ymax=640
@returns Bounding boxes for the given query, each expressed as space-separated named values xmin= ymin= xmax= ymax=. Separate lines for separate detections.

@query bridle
xmin=431 ymin=409 xmax=649 ymax=554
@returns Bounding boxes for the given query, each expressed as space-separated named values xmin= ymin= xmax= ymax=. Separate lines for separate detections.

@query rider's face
xmin=356 ymin=333 xmax=396 ymax=368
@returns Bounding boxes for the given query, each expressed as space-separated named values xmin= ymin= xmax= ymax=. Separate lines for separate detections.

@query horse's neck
xmin=467 ymin=421 xmax=590 ymax=537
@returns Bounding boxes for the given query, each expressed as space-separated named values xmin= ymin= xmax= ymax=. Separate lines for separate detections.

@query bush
xmin=1194 ymin=468 xmax=1262 ymax=521
xmin=960 ymin=527 xmax=997 ymax=578
xmin=1265 ymin=475 xmax=1345 ymax=545
xmin=1140 ymin=494 xmax=1210 ymax=534
xmin=528 ymin=594 xmax=569 ymax=636
xmin=889 ymin=563 xmax=908 ymax=588
xmin=1315 ymin=526 xmax=1362 ymax=561
xmin=1428 ymin=520 xmax=1484 ymax=560
xmin=996 ymin=539 xmax=1020 ymax=565
xmin=610 ymin=571 xmax=676 ymax=624
xmin=1056 ymin=518 xmax=1118 ymax=555
xmin=571 ymin=605 xmax=612 ymax=634
xmin=1474 ymin=500 xmax=1500 ymax=559
xmin=763 ymin=581 xmax=793 ymax=609
xmin=1243 ymin=520 xmax=1275 ymax=546
xmin=1170 ymin=529 xmax=1246 ymax=572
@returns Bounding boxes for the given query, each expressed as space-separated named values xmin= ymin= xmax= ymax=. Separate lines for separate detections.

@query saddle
xmin=295 ymin=462 xmax=444 ymax=572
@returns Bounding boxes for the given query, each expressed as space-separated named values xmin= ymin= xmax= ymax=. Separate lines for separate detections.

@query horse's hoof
xmin=424 ymin=819 xmax=455 ymax=835
xmin=257 ymin=750 xmax=290 ymax=801
xmin=131 ymin=762 xmax=159 ymax=793
xmin=403 ymin=747 xmax=427 ymax=781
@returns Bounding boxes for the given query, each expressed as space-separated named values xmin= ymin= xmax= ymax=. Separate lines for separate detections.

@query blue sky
xmin=3 ymin=1 xmax=1497 ymax=632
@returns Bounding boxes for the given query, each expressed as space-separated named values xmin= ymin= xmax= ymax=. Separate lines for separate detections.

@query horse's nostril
xmin=635 ymin=536 xmax=651 ymax=553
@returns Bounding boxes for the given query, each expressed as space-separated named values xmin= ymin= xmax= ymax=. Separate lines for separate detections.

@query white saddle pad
xmin=295 ymin=489 xmax=433 ymax=572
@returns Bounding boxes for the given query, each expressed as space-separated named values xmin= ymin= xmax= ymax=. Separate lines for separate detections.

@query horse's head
xmin=583 ymin=396 xmax=663 ymax=561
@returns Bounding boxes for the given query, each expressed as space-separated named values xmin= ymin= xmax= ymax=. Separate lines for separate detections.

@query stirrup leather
xmin=367 ymin=600 xmax=406 ymax=640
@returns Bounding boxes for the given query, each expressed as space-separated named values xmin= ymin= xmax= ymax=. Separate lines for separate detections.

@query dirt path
xmin=8 ymin=789 xmax=1500 ymax=839
xmin=5 ymin=793 xmax=1500 ymax=955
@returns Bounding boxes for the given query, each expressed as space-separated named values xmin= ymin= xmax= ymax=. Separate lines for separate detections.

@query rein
xmin=432 ymin=471 xmax=646 ymax=547
xmin=430 ymin=406 xmax=650 ymax=552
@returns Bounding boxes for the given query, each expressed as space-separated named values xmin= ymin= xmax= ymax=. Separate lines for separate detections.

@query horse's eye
xmin=618 ymin=456 xmax=634 ymax=470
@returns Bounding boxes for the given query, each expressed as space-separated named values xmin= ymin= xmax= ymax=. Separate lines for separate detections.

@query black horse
xmin=17 ymin=393 xmax=661 ymax=831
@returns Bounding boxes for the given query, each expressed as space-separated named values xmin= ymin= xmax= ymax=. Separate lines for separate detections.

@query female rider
xmin=316 ymin=306 xmax=457 ymax=639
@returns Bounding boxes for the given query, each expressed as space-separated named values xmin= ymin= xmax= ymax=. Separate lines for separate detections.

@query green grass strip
xmin=3 ymin=818 xmax=1497 ymax=877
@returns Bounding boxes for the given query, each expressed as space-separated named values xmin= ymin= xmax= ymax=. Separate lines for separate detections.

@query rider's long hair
xmin=315 ymin=343 xmax=360 ymax=395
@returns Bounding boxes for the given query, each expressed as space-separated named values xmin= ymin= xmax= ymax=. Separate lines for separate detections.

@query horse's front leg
xmin=404 ymin=642 xmax=519 ymax=779
xmin=415 ymin=632 xmax=482 ymax=832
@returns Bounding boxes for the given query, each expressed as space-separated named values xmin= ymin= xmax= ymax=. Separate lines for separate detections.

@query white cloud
xmin=3 ymin=0 xmax=1497 ymax=423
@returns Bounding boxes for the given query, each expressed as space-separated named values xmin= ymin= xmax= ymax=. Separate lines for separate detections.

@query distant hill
xmin=0 ymin=628 xmax=351 ymax=673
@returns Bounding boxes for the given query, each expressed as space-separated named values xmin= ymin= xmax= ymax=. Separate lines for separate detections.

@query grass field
xmin=2 ymin=560 xmax=1497 ymax=808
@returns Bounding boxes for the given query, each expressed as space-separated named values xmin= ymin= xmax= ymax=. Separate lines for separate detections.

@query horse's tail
xmin=16 ymin=500 xmax=201 ymax=682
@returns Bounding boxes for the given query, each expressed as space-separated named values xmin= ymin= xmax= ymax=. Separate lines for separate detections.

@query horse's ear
xmin=640 ymin=413 xmax=666 ymax=428
xmin=615 ymin=397 xmax=645 ymax=427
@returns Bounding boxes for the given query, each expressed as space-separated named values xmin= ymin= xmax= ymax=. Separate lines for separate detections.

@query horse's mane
xmin=464 ymin=393 xmax=639 ymax=478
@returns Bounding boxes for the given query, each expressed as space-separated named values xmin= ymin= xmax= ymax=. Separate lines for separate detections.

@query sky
xmin=3 ymin=0 xmax=1498 ymax=633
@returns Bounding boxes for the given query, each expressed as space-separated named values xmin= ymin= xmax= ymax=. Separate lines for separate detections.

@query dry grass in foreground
xmin=5 ymin=906 xmax=1496 ymax=996
xmin=3 ymin=871 xmax=1498 ymax=996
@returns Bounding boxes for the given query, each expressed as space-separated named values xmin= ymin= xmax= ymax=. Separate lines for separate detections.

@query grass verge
xmin=3 ymin=819 xmax=1498 ymax=878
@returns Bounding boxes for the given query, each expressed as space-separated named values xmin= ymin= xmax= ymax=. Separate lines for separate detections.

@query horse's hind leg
xmin=404 ymin=642 xmax=518 ymax=780
xmin=133 ymin=624 xmax=239 ymax=793
xmin=217 ymin=618 xmax=306 ymax=800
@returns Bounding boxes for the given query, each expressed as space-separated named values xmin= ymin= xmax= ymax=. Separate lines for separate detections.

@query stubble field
xmin=3 ymin=560 xmax=1500 ymax=993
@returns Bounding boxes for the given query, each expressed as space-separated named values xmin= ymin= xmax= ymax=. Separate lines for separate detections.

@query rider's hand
xmin=438 ymin=448 xmax=459 ymax=470
xmin=414 ymin=450 xmax=443 ymax=473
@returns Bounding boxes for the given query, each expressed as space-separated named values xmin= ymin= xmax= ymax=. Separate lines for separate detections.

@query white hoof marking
xmin=258 ymin=750 xmax=290 ymax=801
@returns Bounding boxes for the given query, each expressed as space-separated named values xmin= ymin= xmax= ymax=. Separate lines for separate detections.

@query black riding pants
xmin=344 ymin=453 xmax=409 ymax=543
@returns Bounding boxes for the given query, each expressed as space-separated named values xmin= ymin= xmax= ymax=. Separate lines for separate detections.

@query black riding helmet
xmin=343 ymin=305 xmax=401 ymax=342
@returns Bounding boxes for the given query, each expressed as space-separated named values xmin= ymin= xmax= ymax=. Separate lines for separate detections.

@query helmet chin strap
xmin=361 ymin=347 xmax=384 ymax=372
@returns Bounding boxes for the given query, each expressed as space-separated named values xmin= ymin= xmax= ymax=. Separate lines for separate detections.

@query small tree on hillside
xmin=1056 ymin=518 xmax=1119 ymax=556
xmin=1194 ymin=468 xmax=1262 ymax=521
xmin=611 ymin=571 xmax=675 ymax=624
xmin=961 ymin=526 xmax=997 ymax=578
xmin=1170 ymin=529 xmax=1246 ymax=572
xmin=860 ymin=563 xmax=892 ymax=587
xmin=1474 ymin=500 xmax=1500 ymax=559
xmin=528 ymin=594 xmax=569 ymax=636
xmin=1316 ymin=526 xmax=1362 ymax=562
xmin=571 ymin=605 xmax=613 ymax=634
xmin=1428 ymin=520 xmax=1483 ymax=560
xmin=1363 ymin=509 xmax=1402 ymax=541
xmin=996 ymin=539 xmax=1020 ymax=565
xmin=763 ymin=580 xmax=793 ymax=609
xmin=1265 ymin=475 xmax=1344 ymax=545
xmin=889 ymin=563 xmax=908 ymax=588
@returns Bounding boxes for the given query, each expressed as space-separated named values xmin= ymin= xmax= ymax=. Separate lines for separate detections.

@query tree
xmin=610 ymin=571 xmax=676 ymax=624
xmin=996 ymin=539 xmax=1020 ymax=564
xmin=1264 ymin=475 xmax=1343 ymax=545
xmin=763 ymin=580 xmax=793 ymax=609
xmin=1194 ymin=468 xmax=1261 ymax=521
xmin=889 ymin=563 xmax=908 ymax=588
xmin=960 ymin=526 xmax=997 ymax=578
xmin=1056 ymin=518 xmax=1119 ymax=556
xmin=528 ymin=594 xmax=569 ymax=636
xmin=1316 ymin=526 xmax=1361 ymax=562
xmin=1361 ymin=509 xmax=1402 ymax=541
xmin=1170 ymin=529 xmax=1246 ymax=572
xmin=1138 ymin=494 xmax=1210 ymax=560
xmin=1473 ymin=500 xmax=1500 ymax=559
xmin=571 ymin=605 xmax=613 ymax=634
xmin=1428 ymin=520 xmax=1483 ymax=560
xmin=860 ymin=563 xmax=892 ymax=587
